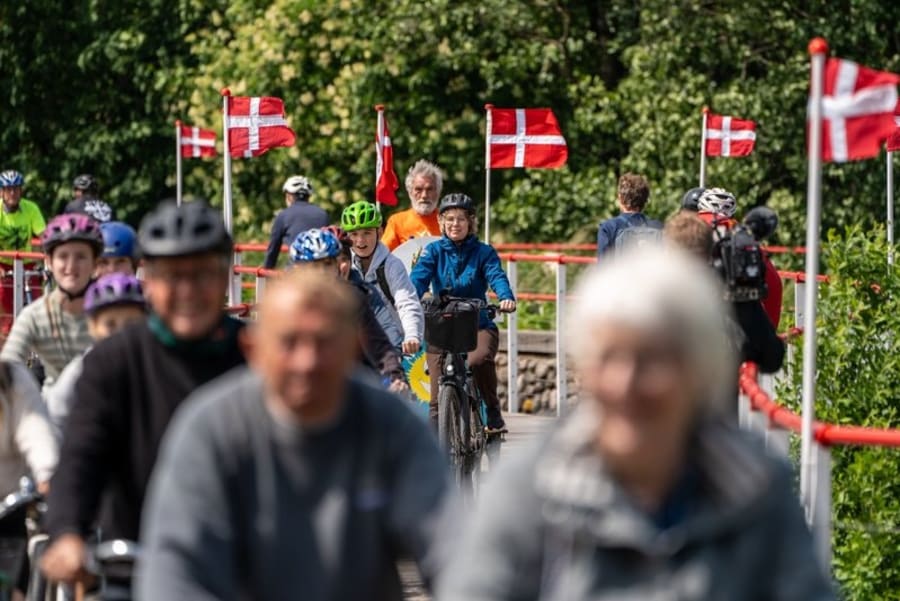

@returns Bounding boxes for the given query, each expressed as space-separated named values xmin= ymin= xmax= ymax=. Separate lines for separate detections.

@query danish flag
xmin=487 ymin=107 xmax=567 ymax=169
xmin=815 ymin=58 xmax=899 ymax=162
xmin=887 ymin=113 xmax=900 ymax=152
xmin=179 ymin=124 xmax=216 ymax=158
xmin=705 ymin=113 xmax=756 ymax=157
xmin=225 ymin=96 xmax=296 ymax=158
xmin=375 ymin=106 xmax=399 ymax=206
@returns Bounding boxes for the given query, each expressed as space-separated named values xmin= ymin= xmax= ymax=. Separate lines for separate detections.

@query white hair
xmin=404 ymin=159 xmax=444 ymax=196
xmin=568 ymin=247 xmax=736 ymax=414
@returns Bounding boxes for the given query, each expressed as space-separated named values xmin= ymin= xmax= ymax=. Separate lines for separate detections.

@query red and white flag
xmin=179 ymin=124 xmax=216 ymax=158
xmin=225 ymin=96 xmax=296 ymax=158
xmin=887 ymin=112 xmax=900 ymax=152
xmin=705 ymin=113 xmax=756 ymax=157
xmin=487 ymin=108 xmax=567 ymax=169
xmin=816 ymin=58 xmax=900 ymax=162
xmin=375 ymin=106 xmax=399 ymax=206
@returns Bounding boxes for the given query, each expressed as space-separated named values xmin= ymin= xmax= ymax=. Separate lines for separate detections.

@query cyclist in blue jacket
xmin=410 ymin=193 xmax=516 ymax=433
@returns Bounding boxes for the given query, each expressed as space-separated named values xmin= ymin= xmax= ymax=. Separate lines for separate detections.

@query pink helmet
xmin=42 ymin=214 xmax=104 ymax=255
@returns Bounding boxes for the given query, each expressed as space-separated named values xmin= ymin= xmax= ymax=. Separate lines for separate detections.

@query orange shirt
xmin=381 ymin=209 xmax=440 ymax=251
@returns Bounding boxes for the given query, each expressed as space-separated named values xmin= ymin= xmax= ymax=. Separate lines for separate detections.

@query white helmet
xmin=697 ymin=187 xmax=737 ymax=217
xmin=282 ymin=175 xmax=313 ymax=196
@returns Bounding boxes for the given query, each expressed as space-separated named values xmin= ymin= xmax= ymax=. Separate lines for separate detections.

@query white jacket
xmin=0 ymin=362 xmax=59 ymax=495
xmin=352 ymin=243 xmax=424 ymax=345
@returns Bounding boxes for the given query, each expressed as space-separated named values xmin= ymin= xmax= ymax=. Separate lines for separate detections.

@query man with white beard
xmin=381 ymin=160 xmax=443 ymax=251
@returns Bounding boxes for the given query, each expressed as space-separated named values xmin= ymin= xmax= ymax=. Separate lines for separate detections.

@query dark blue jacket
xmin=264 ymin=201 xmax=330 ymax=268
xmin=596 ymin=212 xmax=662 ymax=257
xmin=410 ymin=235 xmax=514 ymax=330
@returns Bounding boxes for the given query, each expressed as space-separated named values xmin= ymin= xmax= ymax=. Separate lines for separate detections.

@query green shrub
xmin=777 ymin=225 xmax=900 ymax=599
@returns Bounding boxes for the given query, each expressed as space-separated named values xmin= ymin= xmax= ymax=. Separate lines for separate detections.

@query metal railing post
xmin=12 ymin=257 xmax=24 ymax=320
xmin=737 ymin=389 xmax=750 ymax=430
xmin=555 ymin=258 xmax=567 ymax=416
xmin=255 ymin=271 xmax=267 ymax=306
xmin=760 ymin=374 xmax=790 ymax=456
xmin=812 ymin=443 xmax=833 ymax=570
xmin=787 ymin=280 xmax=806 ymax=364
xmin=229 ymin=251 xmax=242 ymax=308
xmin=506 ymin=258 xmax=519 ymax=413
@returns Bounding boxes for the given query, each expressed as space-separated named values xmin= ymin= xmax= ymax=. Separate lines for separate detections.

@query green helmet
xmin=341 ymin=201 xmax=382 ymax=232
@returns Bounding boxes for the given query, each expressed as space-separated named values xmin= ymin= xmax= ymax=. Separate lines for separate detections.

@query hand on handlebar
xmin=499 ymin=299 xmax=517 ymax=313
xmin=401 ymin=339 xmax=421 ymax=355
xmin=388 ymin=378 xmax=410 ymax=394
xmin=41 ymin=533 xmax=90 ymax=585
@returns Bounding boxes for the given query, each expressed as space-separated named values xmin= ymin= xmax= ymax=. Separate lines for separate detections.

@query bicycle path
xmin=401 ymin=411 xmax=557 ymax=600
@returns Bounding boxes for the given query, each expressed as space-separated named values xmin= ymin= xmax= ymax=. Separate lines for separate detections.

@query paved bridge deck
xmin=402 ymin=412 xmax=557 ymax=599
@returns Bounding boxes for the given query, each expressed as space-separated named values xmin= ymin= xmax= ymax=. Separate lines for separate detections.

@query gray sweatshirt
xmin=436 ymin=403 xmax=835 ymax=601
xmin=137 ymin=367 xmax=449 ymax=601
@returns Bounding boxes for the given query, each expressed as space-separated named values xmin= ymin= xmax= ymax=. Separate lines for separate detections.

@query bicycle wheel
xmin=437 ymin=385 xmax=463 ymax=475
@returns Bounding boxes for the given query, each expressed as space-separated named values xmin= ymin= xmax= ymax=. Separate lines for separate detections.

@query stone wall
xmin=494 ymin=330 xmax=578 ymax=413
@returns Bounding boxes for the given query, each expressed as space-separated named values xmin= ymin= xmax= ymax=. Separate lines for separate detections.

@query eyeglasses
xmin=442 ymin=216 xmax=469 ymax=225
xmin=412 ymin=186 xmax=434 ymax=194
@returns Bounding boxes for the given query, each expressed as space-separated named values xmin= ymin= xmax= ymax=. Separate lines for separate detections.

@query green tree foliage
xmin=3 ymin=0 xmax=899 ymax=242
xmin=778 ymin=226 xmax=900 ymax=598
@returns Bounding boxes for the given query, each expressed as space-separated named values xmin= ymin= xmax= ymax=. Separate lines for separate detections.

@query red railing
xmin=234 ymin=241 xmax=809 ymax=255
xmin=740 ymin=363 xmax=900 ymax=448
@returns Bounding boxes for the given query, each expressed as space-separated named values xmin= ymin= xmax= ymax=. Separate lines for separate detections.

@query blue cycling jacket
xmin=410 ymin=235 xmax=515 ymax=330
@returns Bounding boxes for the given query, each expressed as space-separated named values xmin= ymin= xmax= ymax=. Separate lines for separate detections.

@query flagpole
xmin=375 ymin=104 xmax=384 ymax=212
xmin=800 ymin=37 xmax=827 ymax=526
xmin=484 ymin=104 xmax=493 ymax=243
xmin=699 ymin=106 xmax=709 ymax=187
xmin=888 ymin=148 xmax=895 ymax=266
xmin=175 ymin=120 xmax=183 ymax=206
xmin=221 ymin=89 xmax=233 ymax=236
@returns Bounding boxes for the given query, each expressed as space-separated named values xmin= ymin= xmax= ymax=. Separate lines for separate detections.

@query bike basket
xmin=424 ymin=299 xmax=480 ymax=352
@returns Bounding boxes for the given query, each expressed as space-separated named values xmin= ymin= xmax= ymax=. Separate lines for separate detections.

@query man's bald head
xmin=258 ymin=266 xmax=359 ymax=329
xmin=250 ymin=266 xmax=361 ymax=423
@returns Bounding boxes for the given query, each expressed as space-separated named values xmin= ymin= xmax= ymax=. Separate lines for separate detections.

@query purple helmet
xmin=42 ymin=214 xmax=104 ymax=255
xmin=84 ymin=273 xmax=147 ymax=315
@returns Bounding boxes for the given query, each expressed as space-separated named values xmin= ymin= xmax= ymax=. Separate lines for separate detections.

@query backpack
xmin=613 ymin=214 xmax=662 ymax=254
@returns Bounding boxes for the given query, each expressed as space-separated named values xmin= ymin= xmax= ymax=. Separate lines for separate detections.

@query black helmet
xmin=73 ymin=174 xmax=98 ymax=194
xmin=138 ymin=200 xmax=233 ymax=258
xmin=743 ymin=206 xmax=779 ymax=240
xmin=438 ymin=193 xmax=475 ymax=216
xmin=681 ymin=187 xmax=706 ymax=212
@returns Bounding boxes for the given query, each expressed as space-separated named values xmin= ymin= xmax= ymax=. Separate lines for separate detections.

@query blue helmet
xmin=100 ymin=221 xmax=137 ymax=259
xmin=290 ymin=228 xmax=342 ymax=264
xmin=0 ymin=170 xmax=24 ymax=188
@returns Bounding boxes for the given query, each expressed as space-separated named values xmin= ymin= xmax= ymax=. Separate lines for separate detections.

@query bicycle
xmin=424 ymin=295 xmax=505 ymax=494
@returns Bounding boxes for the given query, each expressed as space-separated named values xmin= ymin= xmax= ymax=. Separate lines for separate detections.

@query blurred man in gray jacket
xmin=137 ymin=267 xmax=449 ymax=601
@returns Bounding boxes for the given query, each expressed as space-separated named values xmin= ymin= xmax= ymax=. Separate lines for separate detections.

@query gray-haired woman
xmin=436 ymin=247 xmax=833 ymax=601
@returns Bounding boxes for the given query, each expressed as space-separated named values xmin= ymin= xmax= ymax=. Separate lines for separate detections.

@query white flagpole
xmin=699 ymin=106 xmax=709 ymax=187
xmin=888 ymin=148 xmax=895 ymax=266
xmin=221 ymin=88 xmax=233 ymax=235
xmin=175 ymin=120 xmax=183 ymax=206
xmin=375 ymin=104 xmax=384 ymax=212
xmin=800 ymin=37 xmax=827 ymax=523
xmin=484 ymin=104 xmax=493 ymax=243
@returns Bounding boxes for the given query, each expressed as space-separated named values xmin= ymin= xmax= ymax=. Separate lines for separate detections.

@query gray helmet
xmin=73 ymin=173 xmax=98 ymax=194
xmin=438 ymin=193 xmax=475 ymax=215
xmin=138 ymin=200 xmax=232 ymax=258
xmin=743 ymin=206 xmax=779 ymax=240
xmin=681 ymin=187 xmax=706 ymax=212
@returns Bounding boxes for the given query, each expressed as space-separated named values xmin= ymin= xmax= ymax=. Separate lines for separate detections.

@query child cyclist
xmin=341 ymin=201 xmax=423 ymax=355
xmin=0 ymin=214 xmax=101 ymax=393
xmin=45 ymin=274 xmax=147 ymax=429
xmin=289 ymin=228 xmax=409 ymax=394
xmin=96 ymin=221 xmax=138 ymax=277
